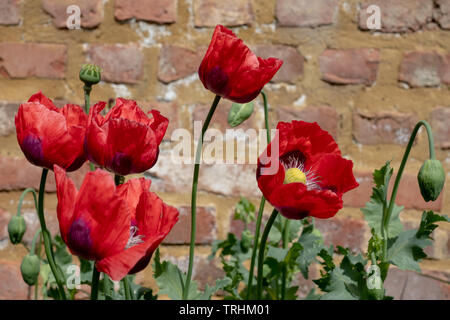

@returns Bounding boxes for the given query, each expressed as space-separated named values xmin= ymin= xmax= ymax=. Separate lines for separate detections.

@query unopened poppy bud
xmin=417 ymin=159 xmax=445 ymax=202
xmin=20 ymin=254 xmax=40 ymax=286
xmin=8 ymin=215 xmax=26 ymax=244
xmin=79 ymin=64 xmax=101 ymax=86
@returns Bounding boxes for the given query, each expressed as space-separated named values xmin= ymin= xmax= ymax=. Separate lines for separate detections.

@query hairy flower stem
xmin=90 ymin=267 xmax=100 ymax=300
xmin=183 ymin=95 xmax=221 ymax=300
xmin=256 ymin=209 xmax=279 ymax=299
xmin=83 ymin=85 xmax=92 ymax=114
xmin=246 ymin=90 xmax=271 ymax=299
xmin=280 ymin=219 xmax=290 ymax=300
xmin=380 ymin=120 xmax=436 ymax=274
xmin=17 ymin=188 xmax=38 ymax=217
xmin=37 ymin=169 xmax=67 ymax=300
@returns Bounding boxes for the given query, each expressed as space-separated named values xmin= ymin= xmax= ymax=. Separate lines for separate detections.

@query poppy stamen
xmin=125 ymin=226 xmax=145 ymax=249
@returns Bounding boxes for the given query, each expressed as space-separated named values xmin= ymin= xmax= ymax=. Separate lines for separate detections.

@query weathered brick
xmin=164 ymin=206 xmax=216 ymax=244
xmin=42 ymin=0 xmax=103 ymax=29
xmin=157 ymin=45 xmax=205 ymax=84
xmin=0 ymin=0 xmax=20 ymax=25
xmin=87 ymin=44 xmax=143 ymax=84
xmin=0 ymin=43 xmax=67 ymax=79
xmin=319 ymin=49 xmax=380 ymax=86
xmin=253 ymin=45 xmax=304 ymax=84
xmin=0 ymin=260 xmax=29 ymax=299
xmin=194 ymin=0 xmax=254 ymax=27
xmin=147 ymin=154 xmax=261 ymax=198
xmin=385 ymin=268 xmax=450 ymax=299
xmin=358 ymin=0 xmax=433 ymax=33
xmin=163 ymin=255 xmax=224 ymax=291
xmin=276 ymin=0 xmax=338 ymax=27
xmin=343 ymin=170 xmax=444 ymax=211
xmin=276 ymin=105 xmax=338 ymax=139
xmin=315 ymin=216 xmax=368 ymax=253
xmin=352 ymin=109 xmax=418 ymax=145
xmin=115 ymin=0 xmax=177 ymax=24
xmin=139 ymin=100 xmax=181 ymax=139
xmin=0 ymin=208 xmax=11 ymax=242
xmin=430 ymin=107 xmax=450 ymax=149
xmin=399 ymin=51 xmax=446 ymax=88
xmin=0 ymin=156 xmax=90 ymax=192
xmin=343 ymin=171 xmax=372 ymax=208
xmin=0 ymin=102 xmax=19 ymax=137
xmin=434 ymin=0 xmax=450 ymax=29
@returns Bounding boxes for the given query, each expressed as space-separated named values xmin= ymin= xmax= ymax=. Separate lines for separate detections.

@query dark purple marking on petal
xmin=206 ymin=66 xmax=229 ymax=96
xmin=67 ymin=218 xmax=95 ymax=260
xmin=277 ymin=206 xmax=309 ymax=220
xmin=21 ymin=134 xmax=45 ymax=167
xmin=110 ymin=152 xmax=133 ymax=176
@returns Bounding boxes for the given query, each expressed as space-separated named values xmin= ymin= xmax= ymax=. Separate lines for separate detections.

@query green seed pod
xmin=79 ymin=64 xmax=101 ymax=86
xmin=228 ymin=102 xmax=254 ymax=127
xmin=8 ymin=215 xmax=26 ymax=244
xmin=20 ymin=254 xmax=40 ymax=286
xmin=417 ymin=159 xmax=445 ymax=202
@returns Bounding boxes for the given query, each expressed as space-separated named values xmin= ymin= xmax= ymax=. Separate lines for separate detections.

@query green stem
xmin=246 ymin=197 xmax=266 ymax=299
xmin=34 ymin=231 xmax=42 ymax=300
xmin=83 ymin=85 xmax=92 ymax=114
xmin=183 ymin=95 xmax=221 ymax=300
xmin=256 ymin=209 xmax=279 ymax=300
xmin=37 ymin=169 xmax=67 ymax=300
xmin=123 ymin=276 xmax=132 ymax=300
xmin=90 ymin=267 xmax=100 ymax=300
xmin=246 ymin=90 xmax=272 ymax=300
xmin=17 ymin=188 xmax=38 ymax=217
xmin=381 ymin=120 xmax=436 ymax=263
xmin=280 ymin=219 xmax=290 ymax=300
xmin=103 ymin=274 xmax=112 ymax=299
xmin=30 ymin=229 xmax=41 ymax=254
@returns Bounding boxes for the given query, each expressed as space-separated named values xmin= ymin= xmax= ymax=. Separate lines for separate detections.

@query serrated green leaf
xmin=228 ymin=102 xmax=254 ymax=127
xmin=296 ymin=225 xmax=324 ymax=278
xmin=320 ymin=268 xmax=358 ymax=300
xmin=387 ymin=229 xmax=431 ymax=272
xmin=416 ymin=211 xmax=450 ymax=239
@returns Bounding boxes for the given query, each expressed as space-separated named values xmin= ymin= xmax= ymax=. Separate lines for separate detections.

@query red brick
xmin=157 ymin=45 xmax=206 ymax=84
xmin=115 ymin=0 xmax=177 ymax=24
xmin=315 ymin=216 xmax=368 ymax=253
xmin=352 ymin=109 xmax=418 ymax=145
xmin=293 ymin=264 xmax=319 ymax=298
xmin=0 ymin=43 xmax=66 ymax=79
xmin=0 ymin=156 xmax=90 ymax=192
xmin=343 ymin=170 xmax=444 ymax=211
xmin=0 ymin=260 xmax=29 ymax=299
xmin=358 ymin=0 xmax=433 ymax=33
xmin=276 ymin=105 xmax=338 ymax=139
xmin=399 ymin=51 xmax=446 ymax=88
xmin=0 ymin=0 xmax=20 ymax=25
xmin=430 ymin=107 xmax=450 ymax=149
xmin=194 ymin=0 xmax=254 ymax=27
xmin=0 ymin=208 xmax=11 ymax=242
xmin=385 ymin=268 xmax=450 ymax=299
xmin=343 ymin=171 xmax=373 ymax=208
xmin=253 ymin=45 xmax=304 ymax=84
xmin=434 ymin=0 xmax=450 ymax=29
xmin=0 ymin=102 xmax=19 ymax=137
xmin=276 ymin=0 xmax=338 ymax=27
xmin=319 ymin=49 xmax=380 ymax=86
xmin=87 ymin=44 xmax=143 ymax=84
xmin=42 ymin=0 xmax=103 ymax=29
xmin=139 ymin=100 xmax=181 ymax=139
xmin=164 ymin=206 xmax=216 ymax=244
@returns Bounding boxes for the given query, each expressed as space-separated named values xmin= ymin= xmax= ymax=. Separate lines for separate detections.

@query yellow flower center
xmin=284 ymin=168 xmax=307 ymax=185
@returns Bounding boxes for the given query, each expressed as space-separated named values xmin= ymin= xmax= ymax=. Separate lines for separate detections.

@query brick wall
xmin=0 ymin=0 xmax=449 ymax=299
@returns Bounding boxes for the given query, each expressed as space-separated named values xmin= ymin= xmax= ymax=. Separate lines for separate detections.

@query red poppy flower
xmin=15 ymin=91 xmax=88 ymax=171
xmin=85 ymin=98 xmax=168 ymax=176
xmin=54 ymin=165 xmax=178 ymax=281
xmin=257 ymin=121 xmax=359 ymax=220
xmin=198 ymin=25 xmax=283 ymax=103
